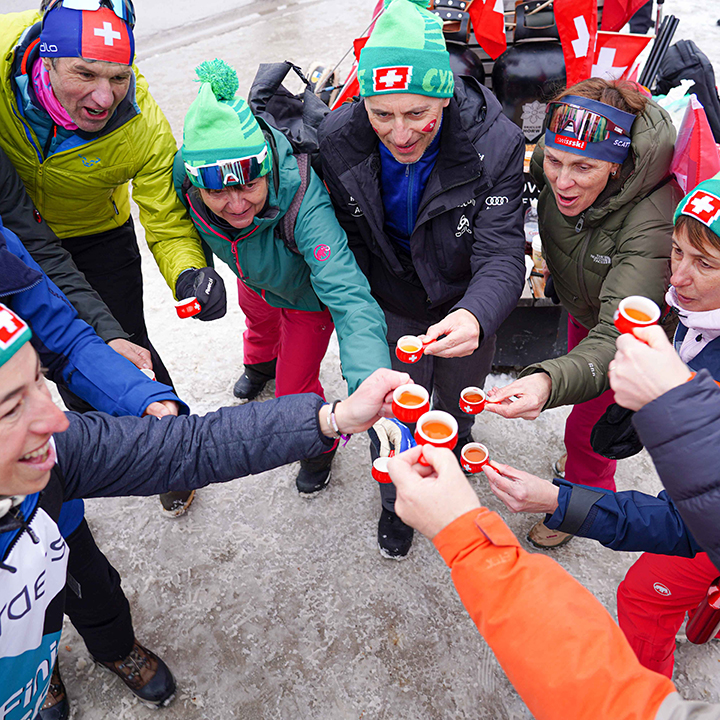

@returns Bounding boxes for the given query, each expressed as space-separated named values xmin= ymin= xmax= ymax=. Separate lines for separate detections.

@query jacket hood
xmin=452 ymin=75 xmax=502 ymax=142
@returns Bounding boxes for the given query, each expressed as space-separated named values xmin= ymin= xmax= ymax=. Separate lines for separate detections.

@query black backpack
xmin=656 ymin=40 xmax=720 ymax=144
xmin=248 ymin=62 xmax=330 ymax=253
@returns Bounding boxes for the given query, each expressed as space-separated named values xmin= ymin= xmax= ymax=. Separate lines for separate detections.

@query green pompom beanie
xmin=674 ymin=177 xmax=720 ymax=238
xmin=181 ymin=59 xmax=272 ymax=187
xmin=0 ymin=304 xmax=32 ymax=369
xmin=358 ymin=0 xmax=453 ymax=99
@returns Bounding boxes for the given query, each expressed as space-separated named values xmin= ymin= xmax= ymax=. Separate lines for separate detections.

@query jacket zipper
xmin=230 ymin=225 xmax=260 ymax=279
xmin=1 ymin=502 xmax=41 ymax=574
xmin=574 ymin=213 xmax=594 ymax=309
xmin=406 ymin=164 xmax=415 ymax=237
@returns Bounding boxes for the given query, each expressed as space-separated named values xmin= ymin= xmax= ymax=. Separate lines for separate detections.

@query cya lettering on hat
xmin=422 ymin=69 xmax=453 ymax=95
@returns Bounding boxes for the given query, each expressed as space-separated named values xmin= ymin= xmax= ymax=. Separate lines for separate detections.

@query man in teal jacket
xmin=174 ymin=60 xmax=391 ymax=494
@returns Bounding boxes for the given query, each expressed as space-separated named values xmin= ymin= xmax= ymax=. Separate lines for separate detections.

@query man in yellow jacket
xmin=0 ymin=0 xmax=224 ymax=515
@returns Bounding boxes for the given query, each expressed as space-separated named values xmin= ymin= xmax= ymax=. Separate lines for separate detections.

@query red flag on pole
xmin=591 ymin=31 xmax=652 ymax=81
xmin=601 ymin=0 xmax=651 ymax=32
xmin=555 ymin=0 xmax=598 ymax=87
xmin=468 ymin=0 xmax=507 ymax=60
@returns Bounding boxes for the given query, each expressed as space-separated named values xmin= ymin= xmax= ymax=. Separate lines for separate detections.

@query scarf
xmin=31 ymin=58 xmax=78 ymax=131
xmin=666 ymin=286 xmax=720 ymax=363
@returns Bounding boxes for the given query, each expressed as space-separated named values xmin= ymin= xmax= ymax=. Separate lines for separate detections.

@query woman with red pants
xmin=174 ymin=60 xmax=391 ymax=494
xmin=485 ymin=78 xmax=680 ymax=547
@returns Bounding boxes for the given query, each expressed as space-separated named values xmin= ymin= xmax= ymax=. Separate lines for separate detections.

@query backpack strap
xmin=275 ymin=153 xmax=310 ymax=254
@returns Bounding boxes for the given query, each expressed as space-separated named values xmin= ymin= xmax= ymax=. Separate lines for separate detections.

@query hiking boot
xmin=233 ymin=359 xmax=277 ymax=401
xmin=378 ymin=507 xmax=413 ymax=560
xmin=39 ymin=660 xmax=69 ymax=720
xmin=527 ymin=520 xmax=573 ymax=549
xmin=296 ymin=446 xmax=336 ymax=496
xmin=453 ymin=432 xmax=475 ymax=475
xmin=97 ymin=641 xmax=176 ymax=708
xmin=159 ymin=489 xmax=195 ymax=518
xmin=553 ymin=451 xmax=567 ymax=479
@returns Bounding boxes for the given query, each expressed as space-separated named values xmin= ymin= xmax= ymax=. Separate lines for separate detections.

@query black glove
xmin=590 ymin=402 xmax=643 ymax=460
xmin=175 ymin=267 xmax=227 ymax=321
xmin=545 ymin=274 xmax=561 ymax=305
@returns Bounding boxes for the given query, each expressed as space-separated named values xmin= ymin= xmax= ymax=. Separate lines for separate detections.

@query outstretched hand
xmin=389 ymin=444 xmax=481 ymax=539
xmin=483 ymin=461 xmax=559 ymax=514
xmin=485 ymin=373 xmax=552 ymax=420
xmin=108 ymin=338 xmax=152 ymax=370
xmin=421 ymin=309 xmax=480 ymax=358
xmin=609 ymin=325 xmax=691 ymax=411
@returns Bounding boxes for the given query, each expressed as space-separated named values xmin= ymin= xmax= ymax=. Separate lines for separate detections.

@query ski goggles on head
xmin=43 ymin=0 xmax=136 ymax=28
xmin=184 ymin=147 xmax=270 ymax=190
xmin=544 ymin=102 xmax=630 ymax=144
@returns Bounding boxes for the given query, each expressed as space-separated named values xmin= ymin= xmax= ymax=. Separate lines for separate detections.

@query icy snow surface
xmin=7 ymin=0 xmax=720 ymax=716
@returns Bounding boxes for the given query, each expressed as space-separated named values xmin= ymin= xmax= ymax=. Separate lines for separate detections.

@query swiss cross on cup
xmin=0 ymin=307 xmax=27 ymax=349
xmin=685 ymin=190 xmax=720 ymax=226
xmin=373 ymin=66 xmax=413 ymax=93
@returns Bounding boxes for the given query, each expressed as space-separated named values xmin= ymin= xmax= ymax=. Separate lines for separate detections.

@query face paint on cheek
xmin=422 ymin=120 xmax=436 ymax=133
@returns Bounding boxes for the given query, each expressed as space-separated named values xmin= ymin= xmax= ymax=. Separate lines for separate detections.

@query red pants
xmin=617 ymin=551 xmax=719 ymax=677
xmin=563 ymin=316 xmax=617 ymax=490
xmin=237 ymin=279 xmax=334 ymax=399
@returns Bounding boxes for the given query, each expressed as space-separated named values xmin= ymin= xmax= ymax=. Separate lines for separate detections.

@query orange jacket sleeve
xmin=433 ymin=509 xmax=676 ymax=720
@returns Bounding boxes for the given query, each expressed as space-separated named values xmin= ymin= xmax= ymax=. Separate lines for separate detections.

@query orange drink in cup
xmin=392 ymin=384 xmax=430 ymax=423
xmin=395 ymin=335 xmax=436 ymax=363
xmin=613 ymin=296 xmax=660 ymax=335
xmin=459 ymin=386 xmax=486 ymax=414
xmin=460 ymin=443 xmax=490 ymax=474
xmin=414 ymin=410 xmax=458 ymax=465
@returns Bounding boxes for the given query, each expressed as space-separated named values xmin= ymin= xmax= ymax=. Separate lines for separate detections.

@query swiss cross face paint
xmin=421 ymin=119 xmax=436 ymax=133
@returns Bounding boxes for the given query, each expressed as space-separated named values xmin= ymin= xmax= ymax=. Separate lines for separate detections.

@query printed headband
xmin=544 ymin=95 xmax=637 ymax=165
xmin=40 ymin=4 xmax=134 ymax=65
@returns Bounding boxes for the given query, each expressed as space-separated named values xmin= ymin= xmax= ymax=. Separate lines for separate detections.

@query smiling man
xmin=318 ymin=0 xmax=526 ymax=558
xmin=0 ymin=0 xmax=227 ymax=517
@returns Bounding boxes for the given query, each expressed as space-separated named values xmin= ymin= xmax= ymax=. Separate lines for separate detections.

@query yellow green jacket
xmin=0 ymin=10 xmax=206 ymax=291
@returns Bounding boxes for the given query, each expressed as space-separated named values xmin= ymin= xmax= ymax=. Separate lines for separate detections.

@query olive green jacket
xmin=523 ymin=99 xmax=681 ymax=408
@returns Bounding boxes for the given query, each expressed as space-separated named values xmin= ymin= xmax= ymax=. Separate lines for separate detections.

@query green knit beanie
xmin=182 ymin=59 xmax=272 ymax=187
xmin=0 ymin=304 xmax=32 ymax=369
xmin=674 ymin=177 xmax=720 ymax=238
xmin=358 ymin=0 xmax=453 ymax=98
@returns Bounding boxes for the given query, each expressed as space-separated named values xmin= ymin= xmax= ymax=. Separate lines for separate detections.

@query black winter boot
xmin=295 ymin=446 xmax=337 ymax=496
xmin=378 ymin=507 xmax=414 ymax=559
xmin=233 ymin=359 xmax=277 ymax=401
xmin=39 ymin=660 xmax=69 ymax=720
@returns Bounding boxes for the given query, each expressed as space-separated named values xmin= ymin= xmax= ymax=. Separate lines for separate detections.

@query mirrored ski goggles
xmin=184 ymin=148 xmax=270 ymax=190
xmin=544 ymin=102 xmax=631 ymax=144
xmin=43 ymin=0 xmax=135 ymax=28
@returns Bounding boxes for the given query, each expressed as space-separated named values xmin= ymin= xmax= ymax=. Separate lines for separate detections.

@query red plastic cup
xmin=392 ymin=384 xmax=430 ymax=423
xmin=459 ymin=386 xmax=486 ymax=414
xmin=176 ymin=297 xmax=202 ymax=319
xmin=395 ymin=335 xmax=436 ymax=364
xmin=414 ymin=410 xmax=458 ymax=466
xmin=460 ymin=443 xmax=490 ymax=474
xmin=613 ymin=296 xmax=660 ymax=335
xmin=139 ymin=368 xmax=156 ymax=381
xmin=371 ymin=456 xmax=392 ymax=484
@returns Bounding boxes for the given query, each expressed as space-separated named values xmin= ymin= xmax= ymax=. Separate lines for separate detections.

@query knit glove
xmin=175 ymin=267 xmax=227 ymax=321
xmin=590 ymin=403 xmax=643 ymax=459
xmin=369 ymin=417 xmax=416 ymax=459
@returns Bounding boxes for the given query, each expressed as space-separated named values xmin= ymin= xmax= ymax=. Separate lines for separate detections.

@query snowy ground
xmin=7 ymin=0 xmax=720 ymax=717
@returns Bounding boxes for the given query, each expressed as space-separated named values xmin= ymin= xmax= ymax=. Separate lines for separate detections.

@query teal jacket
xmin=173 ymin=122 xmax=390 ymax=392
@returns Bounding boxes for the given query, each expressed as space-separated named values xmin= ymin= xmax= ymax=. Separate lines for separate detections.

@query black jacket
xmin=318 ymin=76 xmax=526 ymax=334
xmin=634 ymin=370 xmax=720 ymax=572
xmin=0 ymin=145 xmax=127 ymax=343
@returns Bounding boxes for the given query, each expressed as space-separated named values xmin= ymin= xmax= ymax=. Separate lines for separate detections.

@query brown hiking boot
xmin=552 ymin=451 xmax=567 ymax=479
xmin=159 ymin=489 xmax=195 ymax=517
xmin=527 ymin=520 xmax=573 ymax=549
xmin=39 ymin=660 xmax=69 ymax=720
xmin=97 ymin=641 xmax=176 ymax=707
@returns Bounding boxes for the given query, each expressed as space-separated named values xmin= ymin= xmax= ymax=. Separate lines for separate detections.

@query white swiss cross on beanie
xmin=373 ymin=66 xmax=413 ymax=92
xmin=684 ymin=190 xmax=720 ymax=227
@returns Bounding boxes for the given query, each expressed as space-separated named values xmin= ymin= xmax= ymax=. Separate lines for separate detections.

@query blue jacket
xmin=544 ymin=319 xmax=712 ymax=556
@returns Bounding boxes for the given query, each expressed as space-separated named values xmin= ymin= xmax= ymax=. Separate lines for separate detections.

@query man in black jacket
xmin=318 ymin=0 xmax=526 ymax=558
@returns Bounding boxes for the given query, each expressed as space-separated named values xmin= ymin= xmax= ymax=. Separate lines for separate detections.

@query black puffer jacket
xmin=318 ymin=76 xmax=526 ymax=335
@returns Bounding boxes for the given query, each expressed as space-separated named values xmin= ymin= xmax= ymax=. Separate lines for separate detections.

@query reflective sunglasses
xmin=185 ymin=148 xmax=269 ymax=190
xmin=42 ymin=0 xmax=136 ymax=28
xmin=544 ymin=101 xmax=630 ymax=144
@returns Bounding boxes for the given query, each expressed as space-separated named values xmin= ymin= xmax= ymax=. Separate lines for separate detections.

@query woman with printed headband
xmin=485 ymin=78 xmax=682 ymax=548
xmin=174 ymin=61 xmax=391 ymax=495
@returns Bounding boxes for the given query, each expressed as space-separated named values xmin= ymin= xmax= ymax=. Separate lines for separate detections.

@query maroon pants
xmin=563 ymin=316 xmax=617 ymax=490
xmin=617 ymin=551 xmax=719 ymax=677
xmin=237 ymin=279 xmax=334 ymax=399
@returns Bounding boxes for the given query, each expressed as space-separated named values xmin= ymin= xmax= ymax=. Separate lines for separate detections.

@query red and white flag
xmin=555 ymin=0 xmax=598 ymax=87
xmin=591 ymin=31 xmax=652 ymax=81
xmin=601 ymin=0 xmax=651 ymax=32
xmin=468 ymin=0 xmax=507 ymax=60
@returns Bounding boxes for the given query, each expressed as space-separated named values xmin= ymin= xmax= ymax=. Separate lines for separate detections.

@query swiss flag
xmin=80 ymin=7 xmax=133 ymax=65
xmin=0 ymin=307 xmax=27 ymax=350
xmin=555 ymin=0 xmax=598 ymax=87
xmin=372 ymin=66 xmax=413 ymax=93
xmin=682 ymin=190 xmax=720 ymax=226
xmin=601 ymin=0 xmax=651 ymax=32
xmin=468 ymin=0 xmax=507 ymax=61
xmin=592 ymin=31 xmax=652 ymax=81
